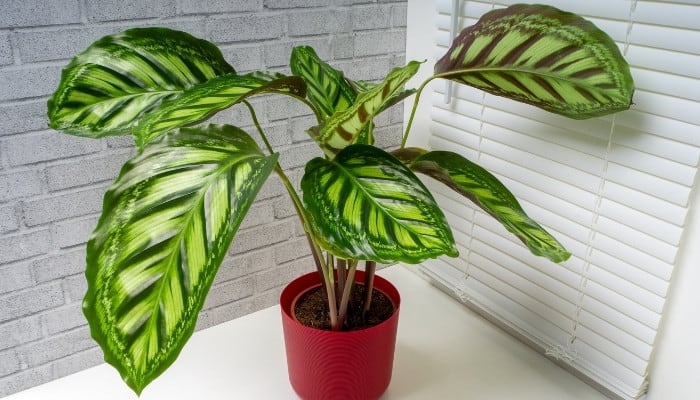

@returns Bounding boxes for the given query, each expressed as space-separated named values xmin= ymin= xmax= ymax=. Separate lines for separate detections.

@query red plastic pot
xmin=280 ymin=270 xmax=401 ymax=400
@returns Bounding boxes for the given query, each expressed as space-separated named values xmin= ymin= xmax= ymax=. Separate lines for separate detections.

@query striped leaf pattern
xmin=301 ymin=144 xmax=457 ymax=264
xmin=48 ymin=28 xmax=235 ymax=138
xmin=434 ymin=4 xmax=633 ymax=119
xmin=133 ymin=73 xmax=306 ymax=148
xmin=290 ymin=45 xmax=356 ymax=120
xmin=393 ymin=147 xmax=570 ymax=263
xmin=314 ymin=61 xmax=420 ymax=157
xmin=348 ymin=79 xmax=417 ymax=117
xmin=83 ymin=124 xmax=278 ymax=394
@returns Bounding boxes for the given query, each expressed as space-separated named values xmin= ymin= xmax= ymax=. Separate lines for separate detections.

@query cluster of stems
xmin=240 ymin=72 xmax=434 ymax=331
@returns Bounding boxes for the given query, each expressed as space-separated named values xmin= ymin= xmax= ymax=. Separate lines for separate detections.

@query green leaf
xmin=434 ymin=4 xmax=633 ymax=119
xmin=290 ymin=45 xmax=356 ymax=120
xmin=393 ymin=147 xmax=570 ymax=263
xmin=346 ymin=79 xmax=417 ymax=146
xmin=313 ymin=61 xmax=420 ymax=157
xmin=348 ymin=79 xmax=417 ymax=116
xmin=83 ymin=124 xmax=278 ymax=394
xmin=48 ymin=28 xmax=235 ymax=138
xmin=301 ymin=144 xmax=457 ymax=264
xmin=134 ymin=73 xmax=306 ymax=148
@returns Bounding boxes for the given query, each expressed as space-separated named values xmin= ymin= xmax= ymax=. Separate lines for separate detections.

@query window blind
xmin=419 ymin=1 xmax=700 ymax=399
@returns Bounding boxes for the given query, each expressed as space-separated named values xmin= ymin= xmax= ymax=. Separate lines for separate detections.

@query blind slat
xmin=425 ymin=2 xmax=697 ymax=398
xmin=589 ymin=249 xmax=670 ymax=297
xmin=602 ymin=181 xmax=688 ymax=225
xmin=626 ymin=45 xmax=700 ymax=79
xmin=445 ymin=208 xmax=667 ymax=331
xmin=598 ymin=199 xmax=684 ymax=246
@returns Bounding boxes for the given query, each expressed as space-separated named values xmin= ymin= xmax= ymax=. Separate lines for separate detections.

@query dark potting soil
xmin=293 ymin=284 xmax=395 ymax=331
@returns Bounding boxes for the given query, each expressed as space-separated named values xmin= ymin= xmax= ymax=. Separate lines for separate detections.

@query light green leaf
xmin=301 ymin=144 xmax=457 ymax=264
xmin=434 ymin=4 xmax=633 ymax=119
xmin=313 ymin=61 xmax=420 ymax=157
xmin=347 ymin=79 xmax=417 ymax=116
xmin=134 ymin=73 xmax=306 ymax=148
xmin=48 ymin=28 xmax=234 ymax=138
xmin=393 ymin=147 xmax=570 ymax=263
xmin=83 ymin=124 xmax=278 ymax=394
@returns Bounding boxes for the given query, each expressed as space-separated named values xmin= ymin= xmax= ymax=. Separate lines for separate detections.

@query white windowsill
xmin=5 ymin=264 xmax=609 ymax=400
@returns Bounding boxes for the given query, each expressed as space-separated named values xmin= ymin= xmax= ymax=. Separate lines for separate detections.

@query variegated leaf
xmin=434 ymin=4 xmax=633 ymax=119
xmin=313 ymin=61 xmax=420 ymax=157
xmin=134 ymin=73 xmax=306 ymax=148
xmin=348 ymin=79 xmax=417 ymax=116
xmin=301 ymin=144 xmax=457 ymax=264
xmin=290 ymin=45 xmax=356 ymax=120
xmin=84 ymin=124 xmax=278 ymax=394
xmin=48 ymin=28 xmax=234 ymax=138
xmin=393 ymin=147 xmax=571 ymax=263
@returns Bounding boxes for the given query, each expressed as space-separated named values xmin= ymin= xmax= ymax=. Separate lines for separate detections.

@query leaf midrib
xmin=333 ymin=159 xmax=441 ymax=240
xmin=134 ymin=149 xmax=262 ymax=372
xmin=435 ymin=66 xmax=619 ymax=94
xmin=75 ymin=89 xmax=183 ymax=112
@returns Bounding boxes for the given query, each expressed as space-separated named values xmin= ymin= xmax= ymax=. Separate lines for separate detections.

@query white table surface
xmin=5 ymin=265 xmax=609 ymax=400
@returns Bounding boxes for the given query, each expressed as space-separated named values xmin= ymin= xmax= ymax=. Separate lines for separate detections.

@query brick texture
xmin=0 ymin=0 xmax=407 ymax=396
xmin=84 ymin=0 xmax=177 ymax=22
xmin=0 ymin=0 xmax=81 ymax=29
xmin=0 ymin=34 xmax=12 ymax=66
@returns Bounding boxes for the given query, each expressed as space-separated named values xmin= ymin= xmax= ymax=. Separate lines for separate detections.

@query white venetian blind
xmin=419 ymin=1 xmax=700 ymax=399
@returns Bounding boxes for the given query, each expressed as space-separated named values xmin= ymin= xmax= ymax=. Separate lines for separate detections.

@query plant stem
xmin=325 ymin=265 xmax=339 ymax=330
xmin=403 ymin=68 xmax=509 ymax=149
xmin=401 ymin=77 xmax=432 ymax=149
xmin=336 ymin=259 xmax=357 ymax=330
xmin=245 ymin=90 xmax=344 ymax=329
xmin=274 ymin=165 xmax=338 ymax=328
xmin=242 ymin=100 xmax=274 ymax=155
xmin=336 ymin=257 xmax=345 ymax=306
xmin=362 ymin=260 xmax=376 ymax=320
xmin=366 ymin=119 xmax=374 ymax=145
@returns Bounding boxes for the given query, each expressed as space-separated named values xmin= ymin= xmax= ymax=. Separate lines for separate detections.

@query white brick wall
xmin=0 ymin=0 xmax=407 ymax=396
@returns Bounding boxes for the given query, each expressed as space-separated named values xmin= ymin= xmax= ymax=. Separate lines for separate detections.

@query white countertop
xmin=5 ymin=265 xmax=609 ymax=400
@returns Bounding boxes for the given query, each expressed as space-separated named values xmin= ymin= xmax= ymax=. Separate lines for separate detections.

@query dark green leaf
xmin=393 ymin=147 xmax=570 ymax=263
xmin=301 ymin=144 xmax=457 ymax=264
xmin=83 ymin=124 xmax=278 ymax=394
xmin=48 ymin=28 xmax=234 ymax=138
xmin=435 ymin=4 xmax=633 ymax=119
xmin=134 ymin=73 xmax=306 ymax=148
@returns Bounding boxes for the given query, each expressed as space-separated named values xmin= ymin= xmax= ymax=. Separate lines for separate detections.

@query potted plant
xmin=47 ymin=3 xmax=633 ymax=398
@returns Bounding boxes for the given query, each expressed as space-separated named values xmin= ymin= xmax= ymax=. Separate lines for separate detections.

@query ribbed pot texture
xmin=280 ymin=270 xmax=401 ymax=400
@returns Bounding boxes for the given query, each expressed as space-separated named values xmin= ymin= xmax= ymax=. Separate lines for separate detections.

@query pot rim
xmin=280 ymin=270 xmax=401 ymax=333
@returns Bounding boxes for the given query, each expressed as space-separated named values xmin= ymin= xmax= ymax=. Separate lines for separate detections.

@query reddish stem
xmin=362 ymin=261 xmax=376 ymax=320
xmin=336 ymin=260 xmax=357 ymax=330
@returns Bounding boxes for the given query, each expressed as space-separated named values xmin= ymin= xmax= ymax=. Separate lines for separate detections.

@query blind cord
xmin=451 ymin=0 xmax=497 ymax=303
xmin=569 ymin=0 xmax=638 ymax=354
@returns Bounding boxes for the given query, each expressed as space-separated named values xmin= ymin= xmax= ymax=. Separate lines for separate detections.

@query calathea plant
xmin=47 ymin=3 xmax=633 ymax=395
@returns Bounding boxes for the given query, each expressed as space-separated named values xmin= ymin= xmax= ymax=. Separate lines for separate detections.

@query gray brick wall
xmin=0 ymin=0 xmax=407 ymax=396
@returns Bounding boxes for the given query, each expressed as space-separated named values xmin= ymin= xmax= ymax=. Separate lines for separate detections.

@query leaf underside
xmin=393 ymin=147 xmax=571 ymax=263
xmin=47 ymin=27 xmax=235 ymax=138
xmin=435 ymin=4 xmax=634 ymax=119
xmin=301 ymin=144 xmax=457 ymax=264
xmin=83 ymin=124 xmax=278 ymax=394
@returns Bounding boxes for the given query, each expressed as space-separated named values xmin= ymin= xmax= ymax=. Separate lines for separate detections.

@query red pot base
xmin=280 ymin=270 xmax=401 ymax=400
